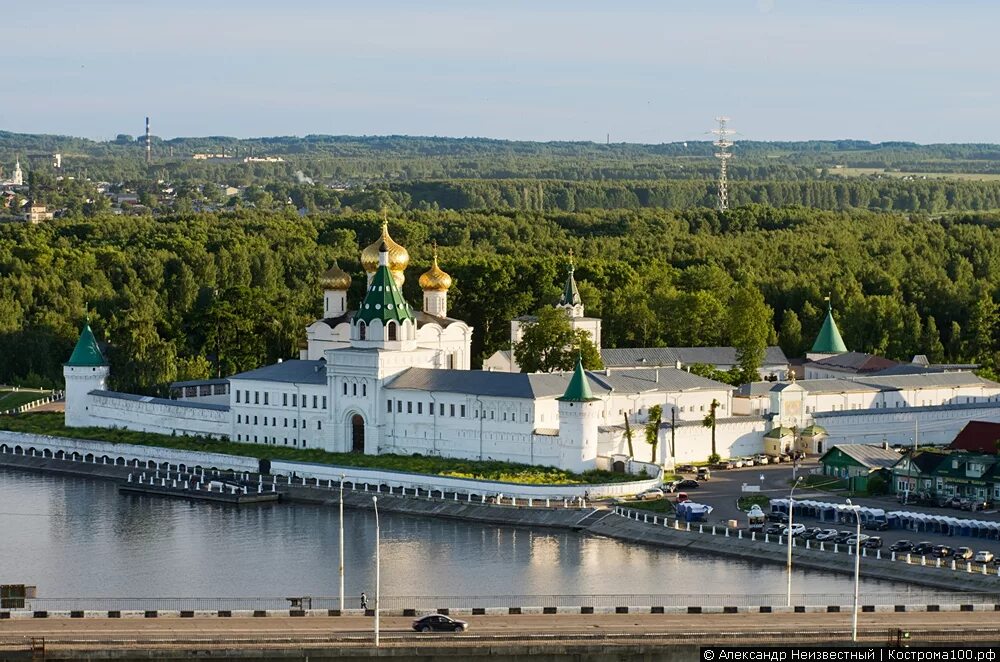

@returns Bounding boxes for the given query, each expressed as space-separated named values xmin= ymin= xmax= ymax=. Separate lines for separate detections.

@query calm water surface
xmin=0 ymin=468 xmax=940 ymax=601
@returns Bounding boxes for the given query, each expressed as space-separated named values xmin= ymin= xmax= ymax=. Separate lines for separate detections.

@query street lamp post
xmin=846 ymin=498 xmax=862 ymax=642
xmin=339 ymin=474 xmax=345 ymax=613
xmin=373 ymin=495 xmax=380 ymax=648
xmin=786 ymin=475 xmax=803 ymax=607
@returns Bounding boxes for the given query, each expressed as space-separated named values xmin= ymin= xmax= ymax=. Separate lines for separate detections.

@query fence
xmin=8 ymin=590 xmax=1000 ymax=612
xmin=613 ymin=506 xmax=1000 ymax=580
xmin=0 ymin=390 xmax=63 ymax=416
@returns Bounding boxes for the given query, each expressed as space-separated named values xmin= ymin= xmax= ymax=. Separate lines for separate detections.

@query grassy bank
xmin=0 ymin=412 xmax=640 ymax=485
xmin=0 ymin=390 xmax=51 ymax=411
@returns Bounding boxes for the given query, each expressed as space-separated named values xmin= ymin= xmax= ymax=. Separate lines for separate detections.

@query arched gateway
xmin=351 ymin=414 xmax=365 ymax=453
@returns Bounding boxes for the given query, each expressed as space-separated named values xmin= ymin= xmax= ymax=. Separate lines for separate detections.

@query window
xmin=272 ymin=417 xmax=276 ymax=426
xmin=236 ymin=391 xmax=241 ymax=403
xmin=292 ymin=394 xmax=297 ymax=407
xmin=253 ymin=416 xmax=258 ymax=425
xmin=461 ymin=405 xmax=466 ymax=417
xmin=284 ymin=418 xmax=288 ymax=427
xmin=317 ymin=421 xmax=322 ymax=430
xmin=263 ymin=418 xmax=267 ymax=427
xmin=254 ymin=435 xmax=258 ymax=443
xmin=450 ymin=404 xmax=455 ymax=417
xmin=387 ymin=321 xmax=397 ymax=341
xmin=362 ymin=384 xmax=367 ymax=397
xmin=293 ymin=419 xmax=297 ymax=428
xmin=358 ymin=321 xmax=366 ymax=340
xmin=524 ymin=413 xmax=528 ymax=422
xmin=407 ymin=401 xmax=413 ymax=414
xmin=397 ymin=400 xmax=402 ymax=413
xmin=323 ymin=396 xmax=327 ymax=409
xmin=418 ymin=402 xmax=423 ymax=414
xmin=343 ymin=382 xmax=348 ymax=395
xmin=429 ymin=402 xmax=434 ymax=416
xmin=440 ymin=403 xmax=445 ymax=415
xmin=353 ymin=383 xmax=357 ymax=396
xmin=490 ymin=411 xmax=494 ymax=420
xmin=301 ymin=419 xmax=305 ymax=429
xmin=237 ymin=414 xmax=241 ymax=423
xmin=264 ymin=392 xmax=269 ymax=405
xmin=503 ymin=412 xmax=507 ymax=421
xmin=255 ymin=391 xmax=260 ymax=404
xmin=283 ymin=393 xmax=288 ymax=406
xmin=387 ymin=400 xmax=393 ymax=413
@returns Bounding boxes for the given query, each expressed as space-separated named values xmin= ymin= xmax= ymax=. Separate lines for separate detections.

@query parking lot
xmin=664 ymin=459 xmax=1000 ymax=564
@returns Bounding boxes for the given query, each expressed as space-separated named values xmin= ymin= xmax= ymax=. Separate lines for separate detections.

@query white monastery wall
xmin=86 ymin=392 xmax=229 ymax=439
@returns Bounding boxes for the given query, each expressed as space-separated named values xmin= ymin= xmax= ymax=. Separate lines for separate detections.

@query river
xmin=0 ymin=468 xmax=955 ymax=606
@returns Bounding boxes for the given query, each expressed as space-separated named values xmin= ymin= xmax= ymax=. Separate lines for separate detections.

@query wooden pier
xmin=118 ymin=470 xmax=280 ymax=505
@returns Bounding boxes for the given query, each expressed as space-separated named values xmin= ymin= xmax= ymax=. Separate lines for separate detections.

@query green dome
xmin=66 ymin=321 xmax=107 ymax=367
xmin=811 ymin=300 xmax=847 ymax=354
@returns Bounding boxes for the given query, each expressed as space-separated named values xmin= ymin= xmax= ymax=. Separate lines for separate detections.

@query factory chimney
xmin=145 ymin=116 xmax=151 ymax=165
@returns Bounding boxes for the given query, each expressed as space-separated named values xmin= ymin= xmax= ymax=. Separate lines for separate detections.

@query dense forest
xmin=5 ymin=205 xmax=1000 ymax=392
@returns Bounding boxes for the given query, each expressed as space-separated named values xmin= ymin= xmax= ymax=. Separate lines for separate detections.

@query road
xmin=1 ymin=613 xmax=998 ymax=650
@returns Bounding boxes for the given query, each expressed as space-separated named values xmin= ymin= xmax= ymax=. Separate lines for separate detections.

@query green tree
xmin=921 ymin=316 xmax=945 ymax=363
xmin=727 ymin=286 xmax=774 ymax=383
xmin=623 ymin=413 xmax=635 ymax=459
xmin=778 ymin=309 xmax=803 ymax=358
xmin=703 ymin=398 xmax=720 ymax=461
xmin=513 ymin=307 xmax=601 ymax=373
xmin=644 ymin=404 xmax=662 ymax=465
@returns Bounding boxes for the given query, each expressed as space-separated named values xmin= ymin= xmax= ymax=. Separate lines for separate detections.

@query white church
xmin=62 ymin=222 xmax=1000 ymax=472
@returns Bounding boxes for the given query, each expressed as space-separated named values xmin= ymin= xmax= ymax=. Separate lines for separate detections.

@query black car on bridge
xmin=412 ymin=614 xmax=468 ymax=632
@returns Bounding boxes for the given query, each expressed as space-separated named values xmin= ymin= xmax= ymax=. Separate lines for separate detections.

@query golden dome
xmin=419 ymin=251 xmax=452 ymax=291
xmin=319 ymin=261 xmax=352 ymax=290
xmin=361 ymin=219 xmax=409 ymax=276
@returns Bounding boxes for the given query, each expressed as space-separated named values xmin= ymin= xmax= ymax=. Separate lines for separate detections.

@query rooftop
xmin=808 ymin=351 xmax=898 ymax=373
xmin=228 ymin=359 xmax=327 ymax=385
xmin=90 ymin=390 xmax=229 ymax=411
xmin=823 ymin=443 xmax=901 ymax=469
xmin=601 ymin=346 xmax=788 ymax=369
xmin=949 ymin=421 xmax=1000 ymax=455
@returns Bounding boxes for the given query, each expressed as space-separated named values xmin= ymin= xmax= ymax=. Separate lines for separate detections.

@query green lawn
xmin=0 ymin=412 xmax=641 ymax=485
xmin=0 ymin=390 xmax=51 ymax=411
xmin=624 ymin=498 xmax=676 ymax=514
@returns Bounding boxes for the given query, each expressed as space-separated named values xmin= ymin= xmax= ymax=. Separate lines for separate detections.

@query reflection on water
xmin=0 ymin=468 xmax=929 ymax=599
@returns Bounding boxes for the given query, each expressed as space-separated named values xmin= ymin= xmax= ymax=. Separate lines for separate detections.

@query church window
xmin=450 ymin=404 xmax=455 ymax=417
xmin=264 ymin=392 xmax=269 ymax=405
xmin=387 ymin=400 xmax=393 ymax=413
xmin=358 ymin=321 xmax=367 ymax=340
xmin=236 ymin=391 xmax=241 ymax=403
xmin=352 ymin=383 xmax=357 ymax=396
xmin=387 ymin=322 xmax=397 ymax=341
xmin=448 ymin=354 xmax=455 ymax=369
xmin=418 ymin=402 xmax=423 ymax=414
xmin=255 ymin=392 xmax=260 ymax=404
xmin=323 ymin=396 xmax=327 ymax=409
xmin=343 ymin=382 xmax=348 ymax=395
xmin=407 ymin=401 xmax=413 ymax=414
xmin=363 ymin=384 xmax=367 ymax=397
xmin=461 ymin=405 xmax=466 ymax=417
xmin=237 ymin=414 xmax=241 ymax=424
xmin=397 ymin=400 xmax=403 ymax=413
xmin=440 ymin=403 xmax=445 ymax=415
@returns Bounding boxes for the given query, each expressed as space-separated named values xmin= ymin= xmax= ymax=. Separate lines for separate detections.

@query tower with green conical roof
xmin=557 ymin=355 xmax=602 ymax=472
xmin=808 ymin=298 xmax=848 ymax=359
xmin=63 ymin=320 xmax=109 ymax=428
xmin=557 ymin=251 xmax=584 ymax=319
xmin=352 ymin=242 xmax=417 ymax=350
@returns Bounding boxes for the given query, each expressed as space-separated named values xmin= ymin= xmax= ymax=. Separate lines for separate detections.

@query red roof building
xmin=948 ymin=421 xmax=1000 ymax=455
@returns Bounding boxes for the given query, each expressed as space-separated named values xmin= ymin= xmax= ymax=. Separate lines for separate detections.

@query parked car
xmin=833 ymin=531 xmax=855 ymax=544
xmin=765 ymin=523 xmax=786 ymax=536
xmin=845 ymin=534 xmax=870 ymax=546
xmin=815 ymin=529 xmax=840 ymax=541
xmin=676 ymin=492 xmax=690 ymax=504
xmin=945 ymin=496 xmax=964 ymax=509
xmin=783 ymin=523 xmax=806 ymax=537
xmin=676 ymin=479 xmax=700 ymax=490
xmin=889 ymin=540 xmax=914 ymax=553
xmin=741 ymin=457 xmax=755 ymax=467
xmin=696 ymin=468 xmax=711 ymax=481
xmin=732 ymin=458 xmax=745 ymax=469
xmin=863 ymin=519 xmax=889 ymax=531
xmin=863 ymin=537 xmax=883 ymax=549
xmin=801 ymin=527 xmax=824 ymax=540
xmin=768 ymin=512 xmax=790 ymax=524
xmin=713 ymin=460 xmax=735 ymax=470
xmin=412 ymin=614 xmax=468 ymax=632
xmin=637 ymin=488 xmax=665 ymax=501
xmin=662 ymin=481 xmax=680 ymax=493
xmin=953 ymin=547 xmax=974 ymax=560
xmin=754 ymin=455 xmax=769 ymax=465
xmin=912 ymin=542 xmax=935 ymax=556
xmin=931 ymin=544 xmax=953 ymax=558
xmin=677 ymin=464 xmax=696 ymax=473
xmin=778 ymin=453 xmax=793 ymax=463
xmin=974 ymin=551 xmax=995 ymax=563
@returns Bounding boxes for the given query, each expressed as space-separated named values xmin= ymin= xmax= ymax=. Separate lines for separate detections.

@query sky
xmin=5 ymin=1 xmax=999 ymax=144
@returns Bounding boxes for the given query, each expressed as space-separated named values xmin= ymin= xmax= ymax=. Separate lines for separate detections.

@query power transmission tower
xmin=712 ymin=116 xmax=735 ymax=212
